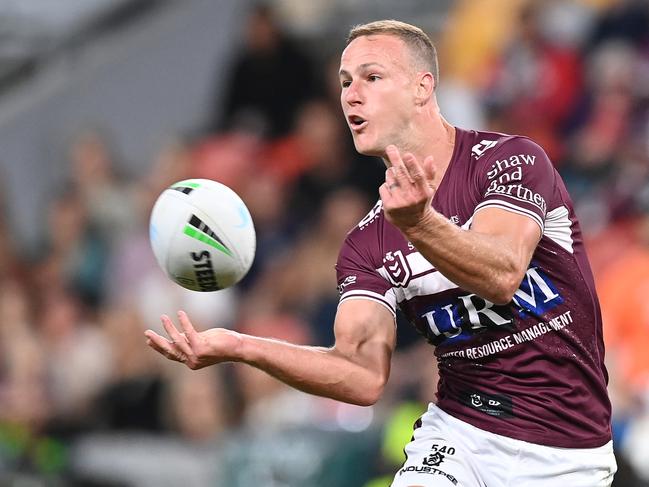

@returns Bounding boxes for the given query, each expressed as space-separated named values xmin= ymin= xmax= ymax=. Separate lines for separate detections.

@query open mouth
xmin=348 ymin=115 xmax=368 ymax=131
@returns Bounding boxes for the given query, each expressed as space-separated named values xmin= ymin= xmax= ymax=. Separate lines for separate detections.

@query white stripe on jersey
xmin=474 ymin=199 xmax=544 ymax=231
xmin=339 ymin=289 xmax=397 ymax=316
xmin=404 ymin=251 xmax=434 ymax=276
xmin=377 ymin=264 xmax=460 ymax=303
xmin=544 ymin=206 xmax=574 ymax=253
xmin=481 ymin=191 xmax=547 ymax=220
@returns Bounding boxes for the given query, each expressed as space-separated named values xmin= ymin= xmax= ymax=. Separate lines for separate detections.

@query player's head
xmin=339 ymin=20 xmax=439 ymax=157
xmin=346 ymin=21 xmax=438 ymax=88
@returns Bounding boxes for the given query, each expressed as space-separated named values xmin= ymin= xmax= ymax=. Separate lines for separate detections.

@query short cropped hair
xmin=347 ymin=20 xmax=439 ymax=89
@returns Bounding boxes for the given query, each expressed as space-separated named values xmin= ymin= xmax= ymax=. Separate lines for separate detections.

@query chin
xmin=353 ymin=137 xmax=382 ymax=157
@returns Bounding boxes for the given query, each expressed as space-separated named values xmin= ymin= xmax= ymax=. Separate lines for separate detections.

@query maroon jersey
xmin=336 ymin=128 xmax=612 ymax=448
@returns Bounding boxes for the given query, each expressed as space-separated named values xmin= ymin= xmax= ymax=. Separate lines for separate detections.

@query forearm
xmin=403 ymin=210 xmax=522 ymax=304
xmin=237 ymin=334 xmax=389 ymax=406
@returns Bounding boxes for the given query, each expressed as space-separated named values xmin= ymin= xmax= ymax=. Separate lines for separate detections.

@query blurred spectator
xmin=561 ymin=37 xmax=649 ymax=233
xmin=68 ymin=128 xmax=138 ymax=251
xmin=166 ymin=367 xmax=232 ymax=442
xmin=37 ymin=290 xmax=112 ymax=431
xmin=33 ymin=187 xmax=109 ymax=307
xmin=211 ymin=3 xmax=319 ymax=138
xmin=283 ymin=100 xmax=384 ymax=224
xmin=92 ymin=306 xmax=164 ymax=432
xmin=190 ymin=131 xmax=262 ymax=195
xmin=598 ymin=215 xmax=649 ymax=485
xmin=439 ymin=0 xmax=524 ymax=89
xmin=588 ymin=0 xmax=649 ymax=49
xmin=482 ymin=1 xmax=588 ymax=161
xmin=0 ymin=179 xmax=25 ymax=282
xmin=599 ymin=217 xmax=649 ymax=402
xmin=238 ymin=169 xmax=295 ymax=289
xmin=0 ymin=281 xmax=49 ymax=431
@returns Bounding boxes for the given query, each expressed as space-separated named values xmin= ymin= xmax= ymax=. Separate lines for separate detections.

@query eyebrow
xmin=339 ymin=62 xmax=387 ymax=78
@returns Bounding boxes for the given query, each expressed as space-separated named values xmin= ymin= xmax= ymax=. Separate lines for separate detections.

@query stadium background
xmin=0 ymin=0 xmax=648 ymax=485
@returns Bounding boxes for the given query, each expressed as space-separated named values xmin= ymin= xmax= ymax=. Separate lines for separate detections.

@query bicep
xmin=333 ymin=298 xmax=397 ymax=370
xmin=471 ymin=206 xmax=541 ymax=272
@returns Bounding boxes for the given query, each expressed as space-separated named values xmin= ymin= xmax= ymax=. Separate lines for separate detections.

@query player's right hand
xmin=144 ymin=310 xmax=243 ymax=369
xmin=379 ymin=144 xmax=436 ymax=232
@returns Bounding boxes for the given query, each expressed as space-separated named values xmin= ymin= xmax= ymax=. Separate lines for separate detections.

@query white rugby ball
xmin=149 ymin=179 xmax=256 ymax=291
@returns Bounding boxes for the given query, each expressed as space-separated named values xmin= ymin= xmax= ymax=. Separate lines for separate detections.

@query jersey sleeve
xmin=474 ymin=137 xmax=556 ymax=232
xmin=336 ymin=234 xmax=397 ymax=316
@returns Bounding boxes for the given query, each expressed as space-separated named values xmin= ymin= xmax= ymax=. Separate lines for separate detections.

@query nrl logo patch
xmin=383 ymin=250 xmax=412 ymax=287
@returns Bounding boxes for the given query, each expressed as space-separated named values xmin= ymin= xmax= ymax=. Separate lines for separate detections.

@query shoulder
xmin=462 ymin=130 xmax=555 ymax=179
xmin=338 ymin=200 xmax=384 ymax=264
xmin=349 ymin=199 xmax=384 ymax=235
xmin=460 ymin=128 xmax=550 ymax=163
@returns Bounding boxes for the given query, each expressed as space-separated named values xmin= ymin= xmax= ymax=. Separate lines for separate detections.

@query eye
xmin=341 ymin=80 xmax=351 ymax=88
xmin=368 ymin=74 xmax=381 ymax=82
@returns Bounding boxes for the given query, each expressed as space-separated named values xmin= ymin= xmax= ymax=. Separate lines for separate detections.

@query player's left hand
xmin=144 ymin=310 xmax=243 ymax=370
xmin=379 ymin=145 xmax=436 ymax=231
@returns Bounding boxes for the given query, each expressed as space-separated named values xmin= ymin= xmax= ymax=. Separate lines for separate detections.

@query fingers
xmin=145 ymin=329 xmax=185 ymax=362
xmin=161 ymin=314 xmax=194 ymax=358
xmin=423 ymin=155 xmax=436 ymax=188
xmin=177 ymin=310 xmax=198 ymax=346
xmin=402 ymin=152 xmax=427 ymax=190
xmin=384 ymin=145 xmax=435 ymax=196
xmin=379 ymin=182 xmax=391 ymax=202
xmin=385 ymin=144 xmax=403 ymax=168
xmin=386 ymin=145 xmax=414 ymax=185
xmin=384 ymin=167 xmax=397 ymax=192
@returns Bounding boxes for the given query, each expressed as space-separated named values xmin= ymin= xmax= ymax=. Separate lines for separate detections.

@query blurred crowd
xmin=1 ymin=1 xmax=649 ymax=486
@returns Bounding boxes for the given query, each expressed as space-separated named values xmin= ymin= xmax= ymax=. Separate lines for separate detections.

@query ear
xmin=414 ymin=72 xmax=435 ymax=106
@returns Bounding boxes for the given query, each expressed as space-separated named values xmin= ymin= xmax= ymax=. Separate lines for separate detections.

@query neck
xmin=421 ymin=116 xmax=456 ymax=188
xmin=383 ymin=114 xmax=456 ymax=188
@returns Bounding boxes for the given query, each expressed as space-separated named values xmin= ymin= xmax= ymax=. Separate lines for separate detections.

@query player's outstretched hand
xmin=379 ymin=145 xmax=436 ymax=232
xmin=144 ymin=310 xmax=242 ymax=369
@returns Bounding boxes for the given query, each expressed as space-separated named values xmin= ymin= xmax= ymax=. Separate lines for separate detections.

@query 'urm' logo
xmin=191 ymin=251 xmax=219 ymax=291
xmin=418 ymin=266 xmax=562 ymax=345
xmin=421 ymin=294 xmax=514 ymax=345
xmin=513 ymin=266 xmax=563 ymax=316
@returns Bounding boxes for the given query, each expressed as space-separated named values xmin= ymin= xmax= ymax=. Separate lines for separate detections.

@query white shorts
xmin=391 ymin=403 xmax=617 ymax=487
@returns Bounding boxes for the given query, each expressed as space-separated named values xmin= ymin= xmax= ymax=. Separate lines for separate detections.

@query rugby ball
xmin=149 ymin=179 xmax=256 ymax=291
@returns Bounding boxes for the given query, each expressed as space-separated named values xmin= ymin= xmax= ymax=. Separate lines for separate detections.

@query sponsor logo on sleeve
xmin=358 ymin=200 xmax=383 ymax=229
xmin=483 ymin=153 xmax=547 ymax=214
xmin=486 ymin=153 xmax=537 ymax=180
xmin=471 ymin=140 xmax=498 ymax=159
xmin=337 ymin=275 xmax=357 ymax=295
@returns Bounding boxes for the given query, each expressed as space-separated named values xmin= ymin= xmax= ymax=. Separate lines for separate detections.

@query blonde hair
xmin=347 ymin=20 xmax=439 ymax=89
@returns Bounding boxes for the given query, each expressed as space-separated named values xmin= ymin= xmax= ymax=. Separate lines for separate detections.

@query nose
xmin=343 ymin=81 xmax=362 ymax=106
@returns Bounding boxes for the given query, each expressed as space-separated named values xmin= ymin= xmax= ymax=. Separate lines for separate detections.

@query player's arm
xmin=405 ymin=207 xmax=539 ymax=305
xmin=144 ymin=299 xmax=396 ymax=406
xmin=381 ymin=145 xmax=540 ymax=305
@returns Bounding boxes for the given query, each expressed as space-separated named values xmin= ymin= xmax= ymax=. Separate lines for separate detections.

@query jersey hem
xmin=436 ymin=403 xmax=611 ymax=449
